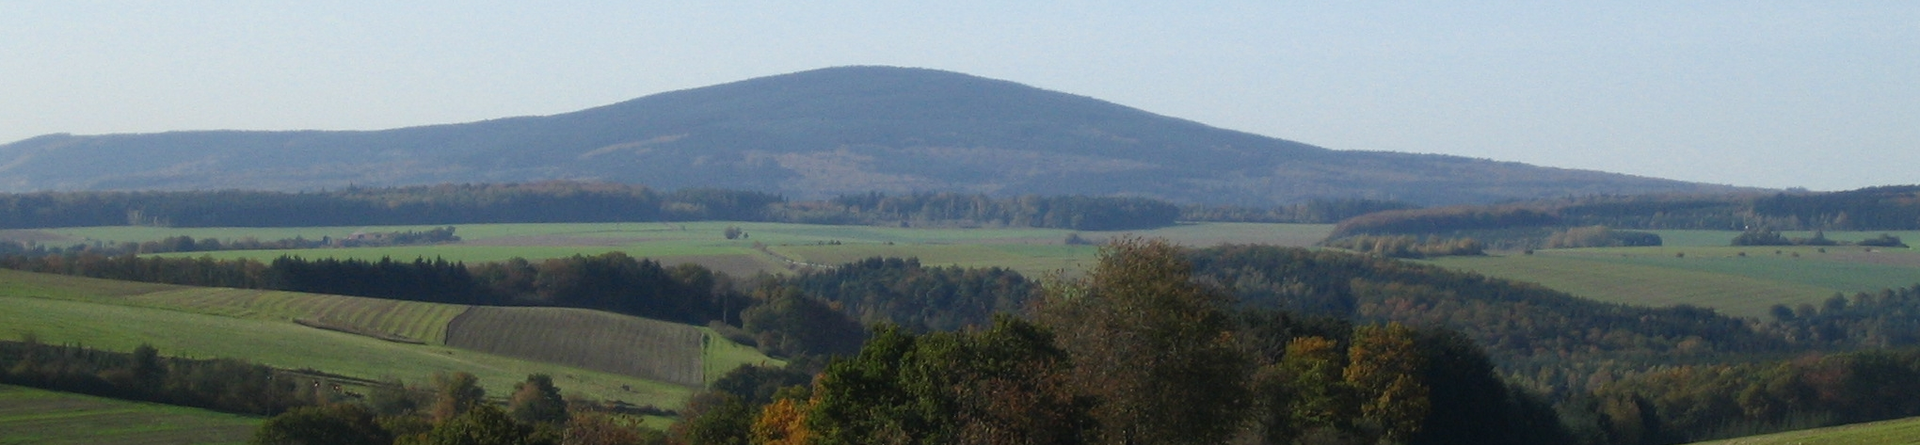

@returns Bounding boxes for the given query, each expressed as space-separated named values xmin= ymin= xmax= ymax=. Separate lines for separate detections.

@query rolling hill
xmin=0 ymin=268 xmax=776 ymax=407
xmin=0 ymin=66 xmax=1743 ymax=206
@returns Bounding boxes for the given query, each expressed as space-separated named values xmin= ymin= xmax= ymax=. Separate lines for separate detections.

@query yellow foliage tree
xmin=1344 ymin=323 xmax=1430 ymax=444
xmin=750 ymin=398 xmax=811 ymax=445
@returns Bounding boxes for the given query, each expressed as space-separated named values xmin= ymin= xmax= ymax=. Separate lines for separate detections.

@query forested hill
xmin=0 ymin=66 xmax=1742 ymax=206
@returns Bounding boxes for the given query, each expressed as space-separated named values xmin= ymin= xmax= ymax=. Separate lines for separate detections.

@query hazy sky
xmin=3 ymin=2 xmax=1914 ymax=191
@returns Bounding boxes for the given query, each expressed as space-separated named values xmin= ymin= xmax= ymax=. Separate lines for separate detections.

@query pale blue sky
xmin=3 ymin=2 xmax=1914 ymax=190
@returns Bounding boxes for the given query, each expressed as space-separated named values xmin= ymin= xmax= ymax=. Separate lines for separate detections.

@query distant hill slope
xmin=0 ymin=66 xmax=1745 ymax=205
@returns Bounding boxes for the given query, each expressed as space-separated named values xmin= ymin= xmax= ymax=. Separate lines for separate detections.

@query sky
xmin=2 ymin=2 xmax=1914 ymax=191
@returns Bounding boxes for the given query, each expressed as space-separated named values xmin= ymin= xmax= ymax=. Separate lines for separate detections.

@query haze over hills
xmin=0 ymin=66 xmax=1749 ymax=206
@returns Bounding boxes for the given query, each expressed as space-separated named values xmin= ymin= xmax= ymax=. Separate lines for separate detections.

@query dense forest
xmin=769 ymin=257 xmax=1034 ymax=332
xmin=0 ymin=182 xmax=1182 ymax=231
xmin=1575 ymin=346 xmax=1920 ymax=444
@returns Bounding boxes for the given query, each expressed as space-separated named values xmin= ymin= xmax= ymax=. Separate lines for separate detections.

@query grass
xmin=0 ymin=269 xmax=779 ymax=408
xmin=1426 ymin=254 xmax=1840 ymax=319
xmin=130 ymin=288 xmax=468 ymax=344
xmin=0 ymin=294 xmax=691 ymax=407
xmin=1685 ymin=416 xmax=1920 ymax=445
xmin=0 ymin=384 xmax=260 ymax=445
xmin=700 ymin=327 xmax=785 ymax=386
xmin=1427 ymin=244 xmax=1920 ymax=319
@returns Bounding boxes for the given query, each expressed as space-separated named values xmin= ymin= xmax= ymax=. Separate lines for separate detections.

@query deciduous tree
xmin=432 ymin=372 xmax=487 ymax=424
xmin=508 ymin=374 xmax=569 ymax=426
xmin=1345 ymin=323 xmax=1429 ymax=444
xmin=1035 ymin=237 xmax=1250 ymax=445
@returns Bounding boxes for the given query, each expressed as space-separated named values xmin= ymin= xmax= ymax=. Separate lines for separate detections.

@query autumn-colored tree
xmin=1345 ymin=323 xmax=1429 ymax=444
xmin=749 ymin=398 xmax=811 ymax=445
xmin=432 ymin=372 xmax=488 ymax=424
xmin=1035 ymin=237 xmax=1250 ymax=445
xmin=508 ymin=374 xmax=569 ymax=426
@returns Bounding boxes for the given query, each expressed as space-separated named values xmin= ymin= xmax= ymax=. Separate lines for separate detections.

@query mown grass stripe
xmin=446 ymin=306 xmax=707 ymax=387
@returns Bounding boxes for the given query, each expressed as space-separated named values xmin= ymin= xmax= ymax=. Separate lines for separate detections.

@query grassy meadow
xmin=0 ymin=269 xmax=773 ymax=408
xmin=1430 ymin=243 xmax=1920 ymax=319
xmin=1685 ymin=416 xmax=1920 ymax=445
xmin=0 ymin=384 xmax=259 ymax=445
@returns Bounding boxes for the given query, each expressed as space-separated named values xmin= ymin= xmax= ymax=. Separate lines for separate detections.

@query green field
xmin=1429 ymin=244 xmax=1920 ymax=318
xmin=39 ymin=221 xmax=1330 ymax=276
xmin=0 ymin=384 xmax=259 ymax=445
xmin=0 ymin=269 xmax=773 ymax=408
xmin=130 ymin=288 xmax=468 ymax=344
xmin=1686 ymin=416 xmax=1920 ymax=445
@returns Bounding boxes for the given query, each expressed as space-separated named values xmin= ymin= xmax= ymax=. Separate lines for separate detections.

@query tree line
xmin=1573 ymin=347 xmax=1920 ymax=444
xmin=0 ymin=227 xmax=460 ymax=259
xmin=0 ymin=182 xmax=1185 ymax=232
xmin=247 ymin=369 xmax=676 ymax=445
xmin=0 ymin=340 xmax=323 ymax=416
xmin=1320 ymin=187 xmax=1920 ymax=247
xmin=1318 ymin=235 xmax=1485 ymax=259
xmin=1749 ymin=185 xmax=1920 ymax=231
xmin=0 ymin=252 xmax=740 ymax=326
xmin=1730 ymin=228 xmax=1906 ymax=248
xmin=796 ymin=192 xmax=1182 ymax=230
xmin=1179 ymin=198 xmax=1418 ymax=224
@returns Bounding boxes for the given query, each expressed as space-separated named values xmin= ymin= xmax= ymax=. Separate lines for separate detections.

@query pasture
xmin=1686 ymin=416 xmax=1920 ymax=445
xmin=0 ymin=384 xmax=259 ymax=445
xmin=53 ymin=221 xmax=1332 ymax=276
xmin=1429 ymin=244 xmax=1920 ymax=319
xmin=0 ymin=269 xmax=773 ymax=408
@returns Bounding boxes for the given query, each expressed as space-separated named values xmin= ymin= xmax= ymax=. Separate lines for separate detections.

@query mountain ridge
xmin=0 ymin=66 xmax=1750 ymax=205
